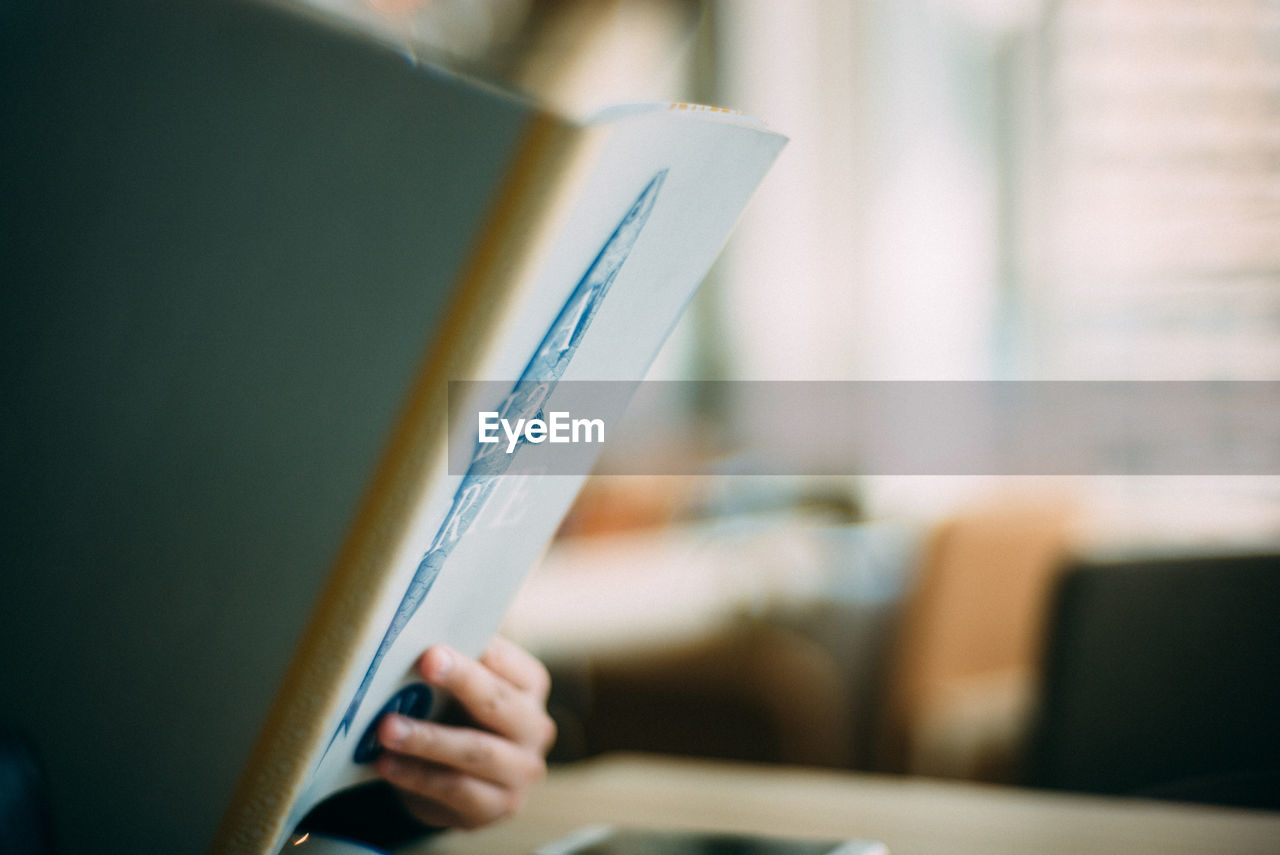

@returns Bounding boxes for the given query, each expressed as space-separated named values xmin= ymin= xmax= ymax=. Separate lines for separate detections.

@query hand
xmin=373 ymin=637 xmax=557 ymax=829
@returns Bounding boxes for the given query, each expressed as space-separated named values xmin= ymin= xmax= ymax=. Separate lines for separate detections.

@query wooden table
xmin=405 ymin=753 xmax=1280 ymax=855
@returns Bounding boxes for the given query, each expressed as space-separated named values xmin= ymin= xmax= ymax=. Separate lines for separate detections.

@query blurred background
xmin=297 ymin=0 xmax=1280 ymax=805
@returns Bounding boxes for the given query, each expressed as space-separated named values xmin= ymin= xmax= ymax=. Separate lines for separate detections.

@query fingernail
xmin=429 ymin=647 xmax=454 ymax=681
xmin=382 ymin=714 xmax=407 ymax=749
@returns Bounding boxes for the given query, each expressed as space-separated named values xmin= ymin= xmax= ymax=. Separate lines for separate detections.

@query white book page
xmin=280 ymin=104 xmax=785 ymax=850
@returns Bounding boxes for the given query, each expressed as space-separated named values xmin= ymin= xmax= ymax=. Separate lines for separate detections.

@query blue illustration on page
xmin=330 ymin=170 xmax=667 ymax=764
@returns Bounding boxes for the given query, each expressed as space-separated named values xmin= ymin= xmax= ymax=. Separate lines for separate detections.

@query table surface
xmin=403 ymin=753 xmax=1280 ymax=855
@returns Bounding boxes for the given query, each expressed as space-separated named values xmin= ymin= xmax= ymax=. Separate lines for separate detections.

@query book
xmin=0 ymin=2 xmax=784 ymax=854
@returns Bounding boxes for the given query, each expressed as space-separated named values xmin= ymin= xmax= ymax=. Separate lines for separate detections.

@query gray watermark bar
xmin=448 ymin=381 xmax=1280 ymax=476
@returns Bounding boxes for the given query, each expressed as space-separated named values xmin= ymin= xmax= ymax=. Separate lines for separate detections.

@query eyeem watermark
xmin=478 ymin=410 xmax=605 ymax=454
xmin=452 ymin=380 xmax=1280 ymax=476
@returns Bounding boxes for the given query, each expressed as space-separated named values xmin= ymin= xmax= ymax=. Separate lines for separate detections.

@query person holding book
xmin=302 ymin=637 xmax=556 ymax=846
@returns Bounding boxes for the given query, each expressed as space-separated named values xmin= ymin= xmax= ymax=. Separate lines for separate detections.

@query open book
xmin=217 ymin=53 xmax=784 ymax=855
xmin=1 ymin=2 xmax=783 ymax=854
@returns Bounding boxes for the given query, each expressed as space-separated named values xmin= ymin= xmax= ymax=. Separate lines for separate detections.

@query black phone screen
xmin=541 ymin=827 xmax=878 ymax=855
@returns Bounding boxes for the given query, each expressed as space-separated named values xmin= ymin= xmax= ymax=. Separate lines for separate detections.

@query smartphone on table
xmin=535 ymin=825 xmax=889 ymax=855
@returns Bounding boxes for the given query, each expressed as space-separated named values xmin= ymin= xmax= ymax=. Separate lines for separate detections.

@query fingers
xmin=482 ymin=636 xmax=553 ymax=702
xmin=417 ymin=645 xmax=556 ymax=752
xmin=375 ymin=638 xmax=556 ymax=831
xmin=376 ymin=752 xmax=528 ymax=830
xmin=377 ymin=713 xmax=546 ymax=789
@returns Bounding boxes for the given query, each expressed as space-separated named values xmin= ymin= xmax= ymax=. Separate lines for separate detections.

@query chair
xmin=1025 ymin=552 xmax=1280 ymax=809
xmin=873 ymin=498 xmax=1076 ymax=780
